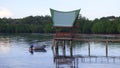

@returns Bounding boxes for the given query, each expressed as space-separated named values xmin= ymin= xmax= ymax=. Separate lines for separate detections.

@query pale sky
xmin=0 ymin=0 xmax=120 ymax=20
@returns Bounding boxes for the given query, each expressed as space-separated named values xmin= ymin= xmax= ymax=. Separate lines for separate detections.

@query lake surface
xmin=0 ymin=34 xmax=120 ymax=68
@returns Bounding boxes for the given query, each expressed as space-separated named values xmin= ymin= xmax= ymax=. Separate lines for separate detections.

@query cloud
xmin=0 ymin=7 xmax=13 ymax=18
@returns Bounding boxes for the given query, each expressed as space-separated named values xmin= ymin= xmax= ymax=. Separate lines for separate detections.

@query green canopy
xmin=50 ymin=8 xmax=80 ymax=27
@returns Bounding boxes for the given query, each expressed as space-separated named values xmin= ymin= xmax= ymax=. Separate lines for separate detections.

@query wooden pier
xmin=52 ymin=34 xmax=120 ymax=68
xmin=53 ymin=47 xmax=120 ymax=68
xmin=53 ymin=34 xmax=120 ymax=57
xmin=50 ymin=8 xmax=120 ymax=68
xmin=53 ymin=40 xmax=120 ymax=68
xmin=53 ymin=39 xmax=120 ymax=57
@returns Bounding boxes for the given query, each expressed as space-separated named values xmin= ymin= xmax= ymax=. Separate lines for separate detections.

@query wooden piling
xmin=62 ymin=40 xmax=66 ymax=56
xmin=106 ymin=41 xmax=108 ymax=57
xmin=55 ymin=40 xmax=59 ymax=56
xmin=88 ymin=42 xmax=90 ymax=56
xmin=70 ymin=40 xmax=73 ymax=57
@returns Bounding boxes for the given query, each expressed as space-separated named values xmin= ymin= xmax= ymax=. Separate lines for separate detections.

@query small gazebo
xmin=50 ymin=8 xmax=80 ymax=40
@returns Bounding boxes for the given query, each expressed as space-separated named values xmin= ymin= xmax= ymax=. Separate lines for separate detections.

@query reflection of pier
xmin=54 ymin=56 xmax=77 ymax=68
xmin=53 ymin=45 xmax=120 ymax=68
xmin=52 ymin=40 xmax=75 ymax=68
xmin=74 ymin=55 xmax=120 ymax=63
xmin=54 ymin=55 xmax=120 ymax=68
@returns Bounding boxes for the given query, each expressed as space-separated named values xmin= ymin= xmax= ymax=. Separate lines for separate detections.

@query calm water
xmin=0 ymin=34 xmax=120 ymax=68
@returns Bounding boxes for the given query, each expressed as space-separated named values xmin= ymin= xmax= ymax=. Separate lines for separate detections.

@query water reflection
xmin=54 ymin=56 xmax=76 ymax=68
xmin=53 ymin=40 xmax=120 ymax=68
xmin=0 ymin=34 xmax=120 ymax=68
xmin=29 ymin=50 xmax=34 ymax=54
xmin=0 ymin=38 xmax=10 ymax=53
xmin=52 ymin=40 xmax=76 ymax=68
xmin=29 ymin=49 xmax=47 ymax=55
xmin=54 ymin=55 xmax=120 ymax=68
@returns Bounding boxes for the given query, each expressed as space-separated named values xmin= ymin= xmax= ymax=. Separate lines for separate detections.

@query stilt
xmin=62 ymin=40 xmax=66 ymax=56
xmin=106 ymin=41 xmax=108 ymax=57
xmin=70 ymin=47 xmax=73 ymax=57
xmin=55 ymin=40 xmax=59 ymax=56
xmin=88 ymin=42 xmax=90 ymax=56
xmin=52 ymin=40 xmax=56 ymax=56
xmin=70 ymin=40 xmax=73 ymax=57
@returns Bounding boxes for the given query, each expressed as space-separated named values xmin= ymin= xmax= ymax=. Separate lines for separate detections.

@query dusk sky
xmin=0 ymin=0 xmax=120 ymax=20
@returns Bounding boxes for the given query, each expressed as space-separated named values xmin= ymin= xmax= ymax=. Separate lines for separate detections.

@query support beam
xmin=106 ymin=41 xmax=108 ymax=57
xmin=55 ymin=40 xmax=59 ymax=56
xmin=62 ymin=40 xmax=66 ymax=56
xmin=70 ymin=40 xmax=73 ymax=57
xmin=88 ymin=42 xmax=90 ymax=56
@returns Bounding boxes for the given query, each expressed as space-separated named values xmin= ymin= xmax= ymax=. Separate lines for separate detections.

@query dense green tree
xmin=0 ymin=15 xmax=120 ymax=34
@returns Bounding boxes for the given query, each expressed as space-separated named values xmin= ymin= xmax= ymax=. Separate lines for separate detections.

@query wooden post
xmin=88 ymin=42 xmax=90 ymax=56
xmin=52 ymin=40 xmax=55 ymax=50
xmin=52 ymin=40 xmax=55 ymax=56
xmin=55 ymin=40 xmax=59 ymax=56
xmin=62 ymin=40 xmax=66 ymax=56
xmin=106 ymin=41 xmax=108 ymax=57
xmin=70 ymin=40 xmax=73 ymax=57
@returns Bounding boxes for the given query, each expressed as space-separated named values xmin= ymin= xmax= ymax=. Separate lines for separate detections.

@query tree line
xmin=0 ymin=15 xmax=120 ymax=34
xmin=0 ymin=16 xmax=54 ymax=33
xmin=78 ymin=16 xmax=120 ymax=34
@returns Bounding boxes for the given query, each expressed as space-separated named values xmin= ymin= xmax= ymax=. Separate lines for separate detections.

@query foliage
xmin=0 ymin=15 xmax=120 ymax=34
xmin=0 ymin=15 xmax=53 ymax=33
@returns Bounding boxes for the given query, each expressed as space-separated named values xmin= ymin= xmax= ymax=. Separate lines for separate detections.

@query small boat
xmin=29 ymin=44 xmax=46 ymax=51
xmin=34 ymin=48 xmax=46 ymax=52
xmin=34 ymin=45 xmax=46 ymax=50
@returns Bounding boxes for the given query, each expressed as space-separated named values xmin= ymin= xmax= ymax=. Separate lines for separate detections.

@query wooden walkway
xmin=54 ymin=38 xmax=120 ymax=42
xmin=54 ymin=34 xmax=120 ymax=42
xmin=53 ymin=34 xmax=120 ymax=64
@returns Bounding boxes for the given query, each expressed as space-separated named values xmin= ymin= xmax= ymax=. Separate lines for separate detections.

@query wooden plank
xmin=54 ymin=38 xmax=120 ymax=42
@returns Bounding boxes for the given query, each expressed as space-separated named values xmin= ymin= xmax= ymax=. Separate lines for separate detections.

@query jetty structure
xmin=50 ymin=8 xmax=80 ymax=41
xmin=50 ymin=9 xmax=120 ymax=68
xmin=50 ymin=8 xmax=80 ymax=56
xmin=50 ymin=8 xmax=115 ymax=57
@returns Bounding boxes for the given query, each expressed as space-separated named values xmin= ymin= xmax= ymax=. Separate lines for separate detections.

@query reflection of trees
xmin=0 ymin=34 xmax=53 ymax=50
xmin=8 ymin=34 xmax=53 ymax=44
xmin=0 ymin=38 xmax=10 ymax=53
xmin=73 ymin=41 xmax=87 ymax=48
xmin=73 ymin=41 xmax=120 ymax=50
xmin=108 ymin=42 xmax=120 ymax=48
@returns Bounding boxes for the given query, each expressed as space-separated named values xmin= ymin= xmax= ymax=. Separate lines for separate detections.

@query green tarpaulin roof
xmin=50 ymin=8 xmax=80 ymax=27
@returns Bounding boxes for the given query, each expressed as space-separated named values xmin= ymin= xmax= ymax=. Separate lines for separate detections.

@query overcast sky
xmin=0 ymin=0 xmax=120 ymax=20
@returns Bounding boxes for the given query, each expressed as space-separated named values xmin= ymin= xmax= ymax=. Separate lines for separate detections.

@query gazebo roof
xmin=50 ymin=8 xmax=80 ymax=27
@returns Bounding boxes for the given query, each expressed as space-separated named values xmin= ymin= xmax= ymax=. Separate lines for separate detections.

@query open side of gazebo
xmin=50 ymin=8 xmax=80 ymax=40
